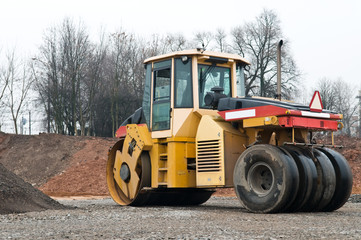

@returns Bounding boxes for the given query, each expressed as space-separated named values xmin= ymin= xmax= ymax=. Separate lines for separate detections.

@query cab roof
xmin=144 ymin=49 xmax=250 ymax=65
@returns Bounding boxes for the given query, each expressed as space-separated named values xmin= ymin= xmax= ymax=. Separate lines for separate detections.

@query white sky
xmin=1 ymin=0 xmax=361 ymax=93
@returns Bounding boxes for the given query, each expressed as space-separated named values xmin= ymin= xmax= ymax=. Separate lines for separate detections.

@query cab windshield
xmin=198 ymin=64 xmax=231 ymax=108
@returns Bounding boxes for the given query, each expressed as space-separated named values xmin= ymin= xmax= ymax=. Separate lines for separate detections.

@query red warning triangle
xmin=309 ymin=91 xmax=323 ymax=112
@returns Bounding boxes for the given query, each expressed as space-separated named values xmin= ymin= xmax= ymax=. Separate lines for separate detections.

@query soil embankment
xmin=0 ymin=162 xmax=64 ymax=214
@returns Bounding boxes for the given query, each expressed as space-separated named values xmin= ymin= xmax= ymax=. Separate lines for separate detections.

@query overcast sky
xmin=1 ymin=0 xmax=361 ymax=95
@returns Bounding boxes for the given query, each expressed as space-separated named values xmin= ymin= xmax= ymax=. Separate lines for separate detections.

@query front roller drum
xmin=233 ymin=144 xmax=299 ymax=213
xmin=106 ymin=139 xmax=151 ymax=206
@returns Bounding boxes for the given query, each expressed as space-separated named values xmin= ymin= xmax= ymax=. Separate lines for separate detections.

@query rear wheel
xmin=301 ymin=148 xmax=336 ymax=212
xmin=233 ymin=144 xmax=299 ymax=213
xmin=317 ymin=148 xmax=353 ymax=211
xmin=281 ymin=146 xmax=318 ymax=212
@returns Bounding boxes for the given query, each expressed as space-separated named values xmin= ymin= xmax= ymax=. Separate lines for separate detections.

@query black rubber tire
xmin=281 ymin=146 xmax=318 ymax=212
xmin=302 ymin=148 xmax=336 ymax=212
xmin=317 ymin=148 xmax=353 ymax=212
xmin=233 ymin=144 xmax=299 ymax=213
xmin=293 ymin=147 xmax=319 ymax=212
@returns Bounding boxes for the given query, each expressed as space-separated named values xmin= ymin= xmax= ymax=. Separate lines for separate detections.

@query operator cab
xmin=142 ymin=49 xmax=250 ymax=138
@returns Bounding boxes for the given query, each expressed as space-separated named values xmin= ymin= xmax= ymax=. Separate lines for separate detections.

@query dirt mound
xmin=0 ymin=132 xmax=84 ymax=187
xmin=0 ymin=163 xmax=64 ymax=214
xmin=39 ymin=138 xmax=117 ymax=196
xmin=0 ymin=132 xmax=117 ymax=195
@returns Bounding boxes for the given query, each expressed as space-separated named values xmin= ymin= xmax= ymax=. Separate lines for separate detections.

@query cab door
xmin=151 ymin=59 xmax=172 ymax=138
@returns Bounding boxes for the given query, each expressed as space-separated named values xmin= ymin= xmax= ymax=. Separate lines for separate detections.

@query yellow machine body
xmin=107 ymin=49 xmax=352 ymax=212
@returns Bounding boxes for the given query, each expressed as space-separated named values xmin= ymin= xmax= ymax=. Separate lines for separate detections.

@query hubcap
xmin=248 ymin=162 xmax=274 ymax=196
xmin=120 ymin=163 xmax=130 ymax=182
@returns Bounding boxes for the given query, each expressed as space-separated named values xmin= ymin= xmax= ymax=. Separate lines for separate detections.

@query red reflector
xmin=309 ymin=91 xmax=323 ymax=112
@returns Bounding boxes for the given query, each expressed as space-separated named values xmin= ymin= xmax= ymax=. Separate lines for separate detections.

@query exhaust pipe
xmin=277 ymin=40 xmax=283 ymax=100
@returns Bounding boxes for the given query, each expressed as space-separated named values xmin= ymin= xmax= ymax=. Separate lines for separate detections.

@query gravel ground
xmin=1 ymin=196 xmax=361 ymax=239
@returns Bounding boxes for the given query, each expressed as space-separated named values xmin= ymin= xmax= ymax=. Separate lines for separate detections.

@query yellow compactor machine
xmin=106 ymin=49 xmax=352 ymax=213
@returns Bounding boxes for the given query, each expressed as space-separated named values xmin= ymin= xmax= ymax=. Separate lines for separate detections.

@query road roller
xmin=106 ymin=48 xmax=352 ymax=213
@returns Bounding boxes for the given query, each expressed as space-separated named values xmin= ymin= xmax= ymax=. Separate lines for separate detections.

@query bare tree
xmin=316 ymin=78 xmax=358 ymax=136
xmin=3 ymin=50 xmax=34 ymax=134
xmin=34 ymin=20 xmax=148 ymax=137
xmin=59 ymin=19 xmax=91 ymax=136
xmin=34 ymin=18 xmax=91 ymax=135
xmin=104 ymin=30 xmax=150 ymax=136
xmin=332 ymin=79 xmax=358 ymax=136
xmin=214 ymin=28 xmax=228 ymax=52
xmin=108 ymin=31 xmax=129 ymax=135
xmin=231 ymin=9 xmax=300 ymax=99
xmin=145 ymin=33 xmax=188 ymax=56
xmin=165 ymin=33 xmax=188 ymax=52
xmin=34 ymin=25 xmax=61 ymax=133
xmin=84 ymin=31 xmax=108 ymax=136
xmin=0 ymin=50 xmax=10 ymax=130
xmin=193 ymin=31 xmax=213 ymax=50
xmin=0 ymin=52 xmax=9 ymax=103
xmin=146 ymin=34 xmax=167 ymax=56
xmin=316 ymin=78 xmax=335 ymax=110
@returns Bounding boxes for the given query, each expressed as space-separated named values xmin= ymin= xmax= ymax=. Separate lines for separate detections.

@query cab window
xmin=198 ymin=64 xmax=231 ymax=108
xmin=174 ymin=58 xmax=193 ymax=108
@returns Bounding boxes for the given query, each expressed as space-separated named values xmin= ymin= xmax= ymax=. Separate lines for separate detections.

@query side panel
xmin=196 ymin=115 xmax=246 ymax=187
xmin=224 ymin=131 xmax=246 ymax=186
xmin=149 ymin=139 xmax=162 ymax=188
xmin=172 ymin=109 xmax=201 ymax=137
xmin=167 ymin=139 xmax=196 ymax=187
xmin=149 ymin=137 xmax=197 ymax=188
